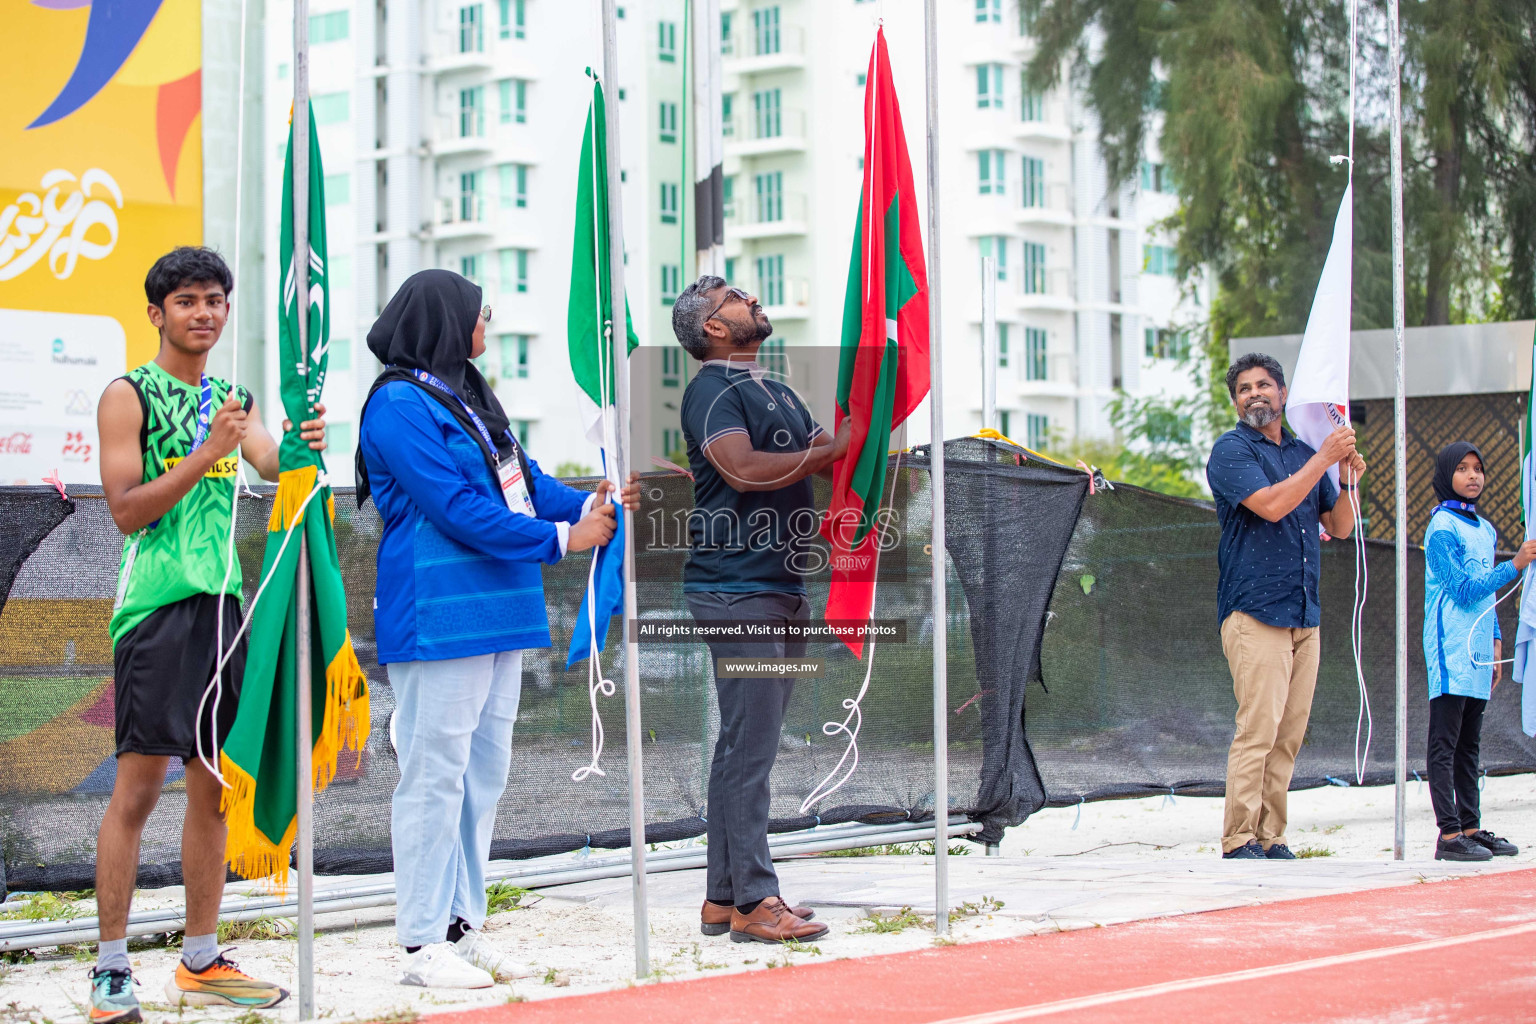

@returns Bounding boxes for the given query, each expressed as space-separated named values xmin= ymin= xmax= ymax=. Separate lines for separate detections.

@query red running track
xmin=429 ymin=868 xmax=1536 ymax=1024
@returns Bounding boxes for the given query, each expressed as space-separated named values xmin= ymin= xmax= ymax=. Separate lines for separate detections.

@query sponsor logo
xmin=0 ymin=169 xmax=124 ymax=282
xmin=64 ymin=389 xmax=93 ymax=415
xmin=51 ymin=337 xmax=99 ymax=368
xmin=163 ymin=454 xmax=239 ymax=478
xmin=0 ymin=432 xmax=34 ymax=454
xmin=60 ymin=430 xmax=92 ymax=463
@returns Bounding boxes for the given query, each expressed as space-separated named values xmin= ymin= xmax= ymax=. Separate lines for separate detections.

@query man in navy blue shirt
xmin=671 ymin=275 xmax=847 ymax=944
xmin=1206 ymin=352 xmax=1365 ymax=860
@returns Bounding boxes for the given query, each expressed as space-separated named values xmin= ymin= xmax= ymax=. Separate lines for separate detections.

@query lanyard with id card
xmin=407 ymin=368 xmax=537 ymax=517
xmin=499 ymin=460 xmax=536 ymax=517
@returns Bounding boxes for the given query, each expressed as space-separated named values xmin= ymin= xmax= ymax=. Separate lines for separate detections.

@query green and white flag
xmin=568 ymin=72 xmax=638 ymax=445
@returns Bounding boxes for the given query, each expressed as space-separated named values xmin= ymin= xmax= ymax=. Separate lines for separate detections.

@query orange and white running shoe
xmin=163 ymin=951 xmax=288 ymax=1009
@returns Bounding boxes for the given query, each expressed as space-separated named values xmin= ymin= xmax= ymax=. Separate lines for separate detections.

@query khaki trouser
xmin=1220 ymin=611 xmax=1320 ymax=853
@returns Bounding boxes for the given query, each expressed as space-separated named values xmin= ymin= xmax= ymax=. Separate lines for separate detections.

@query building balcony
xmin=1010 ymin=352 xmax=1078 ymax=398
xmin=724 ymin=108 xmax=808 ymax=156
xmin=431 ymin=114 xmax=494 ymax=155
xmin=1013 ymin=112 xmax=1071 ymax=144
xmin=1011 ymin=267 xmax=1074 ymax=311
xmin=726 ymin=192 xmax=808 ymax=239
xmin=428 ymin=31 xmax=494 ymax=73
xmin=434 ymin=195 xmax=493 ymax=238
xmin=722 ymin=24 xmax=807 ymax=73
xmin=759 ymin=277 xmax=811 ymax=320
xmin=1015 ymin=182 xmax=1073 ymax=226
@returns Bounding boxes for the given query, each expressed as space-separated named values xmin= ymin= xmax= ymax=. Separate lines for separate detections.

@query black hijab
xmin=356 ymin=269 xmax=526 ymax=508
xmin=1433 ymin=441 xmax=1484 ymax=512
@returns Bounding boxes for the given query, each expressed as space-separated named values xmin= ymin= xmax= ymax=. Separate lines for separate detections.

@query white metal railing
xmin=1015 ymin=265 xmax=1072 ymax=299
xmin=728 ymin=191 xmax=808 ymax=229
xmin=434 ymin=111 xmax=488 ymax=145
xmin=1013 ymin=349 xmax=1077 ymax=386
xmin=1018 ymin=181 xmax=1071 ymax=213
xmin=438 ymin=193 xmax=486 ymax=226
xmin=723 ymin=21 xmax=806 ymax=61
xmin=727 ymin=106 xmax=807 ymax=144
xmin=758 ymin=275 xmax=810 ymax=311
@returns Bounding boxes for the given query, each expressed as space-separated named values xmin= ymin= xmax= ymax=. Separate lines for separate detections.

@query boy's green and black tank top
xmin=109 ymin=360 xmax=252 ymax=644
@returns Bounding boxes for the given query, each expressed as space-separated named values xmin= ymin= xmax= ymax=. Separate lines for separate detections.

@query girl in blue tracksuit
xmin=356 ymin=270 xmax=636 ymax=987
xmin=1421 ymin=441 xmax=1535 ymax=862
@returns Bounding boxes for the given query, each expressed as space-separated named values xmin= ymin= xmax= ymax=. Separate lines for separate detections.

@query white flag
xmin=1286 ymin=184 xmax=1353 ymax=487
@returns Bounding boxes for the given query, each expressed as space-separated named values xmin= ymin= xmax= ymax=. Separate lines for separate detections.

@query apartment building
xmin=258 ymin=0 xmax=1206 ymax=481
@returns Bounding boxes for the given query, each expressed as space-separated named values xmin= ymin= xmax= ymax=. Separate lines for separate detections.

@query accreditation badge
xmin=499 ymin=460 xmax=536 ymax=517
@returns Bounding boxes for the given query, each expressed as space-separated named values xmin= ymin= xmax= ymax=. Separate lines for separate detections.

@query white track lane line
xmin=923 ymin=919 xmax=1536 ymax=1023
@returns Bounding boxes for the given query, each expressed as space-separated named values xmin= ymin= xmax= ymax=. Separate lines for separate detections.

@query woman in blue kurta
xmin=356 ymin=270 xmax=636 ymax=988
xmin=1421 ymin=441 xmax=1534 ymax=862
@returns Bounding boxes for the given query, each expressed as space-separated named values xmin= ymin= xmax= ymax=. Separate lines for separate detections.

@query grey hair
xmin=1225 ymin=352 xmax=1286 ymax=399
xmin=672 ymin=275 xmax=727 ymax=360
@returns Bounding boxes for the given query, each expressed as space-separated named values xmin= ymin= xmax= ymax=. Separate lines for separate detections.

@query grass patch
xmin=953 ymin=896 xmax=1005 ymax=919
xmin=485 ymin=882 xmax=536 ymax=915
xmin=855 ymin=906 xmax=928 ymax=935
xmin=218 ymin=916 xmax=293 ymax=942
xmin=371 ymin=1009 xmax=421 ymax=1024
xmin=0 ymin=894 xmax=83 ymax=923
xmin=820 ymin=842 xmax=973 ymax=858
xmin=1294 ymin=845 xmax=1333 ymax=859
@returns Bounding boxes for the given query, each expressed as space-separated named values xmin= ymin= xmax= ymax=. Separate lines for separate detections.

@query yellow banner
xmin=0 ymin=0 xmax=202 ymax=484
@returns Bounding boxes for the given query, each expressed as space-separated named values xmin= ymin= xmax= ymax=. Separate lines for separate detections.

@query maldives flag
xmin=823 ymin=27 xmax=930 ymax=657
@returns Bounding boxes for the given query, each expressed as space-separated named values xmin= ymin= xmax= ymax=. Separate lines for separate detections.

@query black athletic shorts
xmin=112 ymin=593 xmax=247 ymax=760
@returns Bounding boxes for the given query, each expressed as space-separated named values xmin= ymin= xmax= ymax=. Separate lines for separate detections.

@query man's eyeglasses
xmin=481 ymin=304 xmax=493 ymax=325
xmin=703 ymin=287 xmax=751 ymax=329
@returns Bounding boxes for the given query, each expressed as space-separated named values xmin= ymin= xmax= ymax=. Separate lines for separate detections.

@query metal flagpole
xmin=599 ymin=0 xmax=649 ymax=977
xmin=692 ymin=0 xmax=724 ymax=277
xmin=291 ymin=0 xmax=316 ymax=1012
xmin=923 ymin=0 xmax=950 ymax=938
xmin=981 ymin=258 xmax=997 ymax=432
xmin=1386 ymin=0 xmax=1408 ymax=862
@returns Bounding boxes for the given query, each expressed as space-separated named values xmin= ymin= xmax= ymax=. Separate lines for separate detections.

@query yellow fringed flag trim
xmin=268 ymin=464 xmax=319 ymax=532
xmin=219 ymin=752 xmax=299 ymax=889
xmin=312 ymin=631 xmax=372 ymax=789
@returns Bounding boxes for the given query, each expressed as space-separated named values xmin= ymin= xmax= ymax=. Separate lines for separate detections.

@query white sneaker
xmin=454 ymin=929 xmax=537 ymax=981
xmin=398 ymin=942 xmax=494 ymax=989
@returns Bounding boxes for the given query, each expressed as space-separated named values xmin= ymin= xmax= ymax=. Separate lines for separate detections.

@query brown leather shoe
xmin=729 ymin=897 xmax=829 ymax=943
xmin=701 ymin=899 xmax=815 ymax=936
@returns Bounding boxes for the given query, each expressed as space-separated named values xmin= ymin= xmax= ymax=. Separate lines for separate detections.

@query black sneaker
xmin=1223 ymin=840 xmax=1265 ymax=860
xmin=1466 ymin=830 xmax=1518 ymax=857
xmin=1435 ymin=834 xmax=1493 ymax=862
xmin=1264 ymin=843 xmax=1296 ymax=860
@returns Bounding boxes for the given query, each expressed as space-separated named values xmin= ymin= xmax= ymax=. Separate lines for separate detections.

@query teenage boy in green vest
xmin=87 ymin=247 xmax=326 ymax=1022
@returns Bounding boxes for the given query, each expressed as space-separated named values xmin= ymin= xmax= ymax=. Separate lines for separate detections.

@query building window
xmin=1140 ymin=160 xmax=1175 ymax=194
xmin=513 ymin=420 xmax=531 ymax=445
xmin=324 ymin=172 xmax=350 ymax=206
xmin=724 ymin=256 xmax=738 ymax=283
xmin=753 ymin=5 xmax=780 ymax=55
xmin=1026 ymin=413 xmax=1049 ymax=450
xmin=658 ymin=20 xmax=677 ymax=61
xmin=752 ymin=88 xmax=781 ymax=138
xmin=976 ymin=63 xmax=1004 ymax=109
xmin=1025 ymin=327 xmax=1047 ymax=380
xmin=1021 ymin=157 xmax=1044 ymax=207
xmin=660 ymin=182 xmax=679 ymax=224
xmin=1143 ymin=244 xmax=1177 ymax=275
xmin=659 ymin=101 xmax=678 ymax=143
xmin=460 ymin=254 xmax=482 ymax=285
xmin=975 ymin=0 xmax=1001 ymax=23
xmin=1020 ymin=85 xmax=1044 ymax=122
xmin=979 ymin=236 xmax=1007 ymax=281
xmin=500 ymin=248 xmax=529 ymax=293
xmin=498 ymin=334 xmax=529 ymax=379
xmin=662 ymin=347 xmax=682 ymax=388
xmin=759 ymin=337 xmax=786 ymax=376
xmin=1145 ymin=326 xmax=1190 ymax=360
xmin=458 ymin=171 xmax=482 ymax=221
xmin=499 ymin=163 xmax=527 ymax=208
xmin=722 ymin=93 xmax=734 ymax=136
xmin=662 ymin=427 xmax=684 ymax=460
xmin=978 ymin=149 xmax=1005 ymax=196
xmin=721 ymin=11 xmax=733 ymax=53
xmin=998 ymin=409 xmax=1011 ymax=437
xmin=499 ymin=79 xmax=526 ymax=124
xmin=329 ymin=338 xmax=352 ymax=371
xmin=756 ymin=254 xmax=784 ymax=306
xmin=310 ymin=10 xmax=349 ymax=43
xmin=661 ymin=264 xmax=681 ymax=305
xmin=754 ymin=171 xmax=783 ymax=221
xmin=312 ymin=91 xmax=349 ymax=125
xmin=1022 ymin=242 xmax=1046 ymax=293
xmin=498 ymin=0 xmax=524 ymax=39
xmin=458 ymin=4 xmax=483 ymax=53
xmin=997 ymin=323 xmax=1010 ymax=369
xmin=459 ymin=86 xmax=485 ymax=136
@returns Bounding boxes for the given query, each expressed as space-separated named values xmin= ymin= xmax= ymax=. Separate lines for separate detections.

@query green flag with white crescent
xmin=219 ymin=103 xmax=370 ymax=883
xmin=568 ymin=72 xmax=639 ymax=444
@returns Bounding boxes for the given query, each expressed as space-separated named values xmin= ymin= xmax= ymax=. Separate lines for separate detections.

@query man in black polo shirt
xmin=671 ymin=275 xmax=847 ymax=944
xmin=1206 ymin=352 xmax=1365 ymax=860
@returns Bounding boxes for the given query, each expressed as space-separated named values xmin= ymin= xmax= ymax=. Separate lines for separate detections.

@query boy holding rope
xmin=89 ymin=247 xmax=326 ymax=1022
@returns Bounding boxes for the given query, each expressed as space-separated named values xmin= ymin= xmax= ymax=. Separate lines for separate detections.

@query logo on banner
xmin=64 ymin=389 xmax=93 ymax=416
xmin=60 ymin=430 xmax=92 ymax=463
xmin=0 ymin=169 xmax=124 ymax=282
xmin=0 ymin=432 xmax=34 ymax=455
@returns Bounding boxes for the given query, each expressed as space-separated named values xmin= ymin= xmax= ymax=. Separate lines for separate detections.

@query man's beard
xmin=1240 ymin=400 xmax=1280 ymax=429
xmin=729 ymin=311 xmax=773 ymax=346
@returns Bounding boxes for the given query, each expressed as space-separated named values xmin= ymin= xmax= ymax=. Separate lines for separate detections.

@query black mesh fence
xmin=1 ymin=437 xmax=1533 ymax=894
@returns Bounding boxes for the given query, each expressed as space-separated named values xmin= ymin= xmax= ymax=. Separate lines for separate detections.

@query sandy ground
xmin=2 ymin=774 xmax=1533 ymax=1024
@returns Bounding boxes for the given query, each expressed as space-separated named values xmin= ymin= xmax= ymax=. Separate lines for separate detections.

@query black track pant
xmin=1427 ymin=693 xmax=1485 ymax=834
